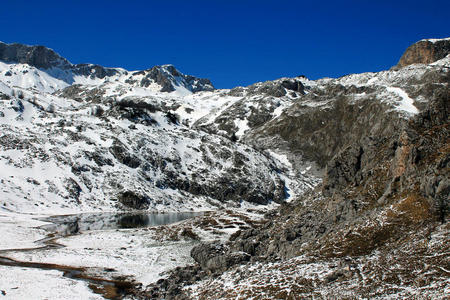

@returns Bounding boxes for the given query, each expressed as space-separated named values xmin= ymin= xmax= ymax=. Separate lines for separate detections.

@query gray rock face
xmin=126 ymin=65 xmax=215 ymax=93
xmin=229 ymin=78 xmax=305 ymax=98
xmin=0 ymin=42 xmax=69 ymax=69
xmin=145 ymin=39 xmax=449 ymax=298
xmin=71 ymin=63 xmax=122 ymax=79
xmin=245 ymin=84 xmax=405 ymax=168
xmin=191 ymin=243 xmax=250 ymax=273
xmin=0 ymin=42 xmax=214 ymax=93
xmin=0 ymin=41 xmax=123 ymax=81
xmin=169 ymin=87 xmax=448 ymax=297
xmin=193 ymin=78 xmax=305 ymax=141
xmin=117 ymin=191 xmax=150 ymax=209
xmin=206 ymin=85 xmax=449 ymax=261
xmin=323 ymin=144 xmax=364 ymax=195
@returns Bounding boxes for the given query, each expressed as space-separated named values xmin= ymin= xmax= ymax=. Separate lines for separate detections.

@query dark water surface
xmin=39 ymin=211 xmax=203 ymax=235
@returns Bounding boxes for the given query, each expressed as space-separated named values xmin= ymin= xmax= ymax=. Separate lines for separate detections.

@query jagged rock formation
xmin=145 ymin=38 xmax=450 ymax=299
xmin=193 ymin=77 xmax=306 ymax=140
xmin=126 ymin=65 xmax=214 ymax=93
xmin=0 ymin=41 xmax=214 ymax=93
xmin=0 ymin=37 xmax=449 ymax=299
xmin=0 ymin=42 xmax=69 ymax=69
xmin=0 ymin=41 xmax=120 ymax=78
xmin=396 ymin=38 xmax=450 ymax=67
xmin=0 ymin=41 xmax=292 ymax=213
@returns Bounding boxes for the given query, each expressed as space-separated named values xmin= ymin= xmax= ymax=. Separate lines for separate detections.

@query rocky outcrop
xmin=144 ymin=38 xmax=449 ymax=298
xmin=222 ymin=79 xmax=449 ymax=260
xmin=0 ymin=42 xmax=214 ymax=93
xmin=191 ymin=243 xmax=250 ymax=273
xmin=0 ymin=42 xmax=69 ymax=69
xmin=117 ymin=191 xmax=150 ymax=209
xmin=193 ymin=78 xmax=305 ymax=141
xmin=229 ymin=78 xmax=305 ymax=98
xmin=0 ymin=41 xmax=122 ymax=79
xmin=71 ymin=63 xmax=122 ymax=79
xmin=245 ymin=84 xmax=405 ymax=168
xmin=126 ymin=64 xmax=215 ymax=93
xmin=147 ymin=78 xmax=449 ymax=298
xmin=396 ymin=38 xmax=450 ymax=68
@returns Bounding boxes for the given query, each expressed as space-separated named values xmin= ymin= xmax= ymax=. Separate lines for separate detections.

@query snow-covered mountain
xmin=0 ymin=41 xmax=214 ymax=94
xmin=0 ymin=42 xmax=295 ymax=214
xmin=1 ymin=39 xmax=449 ymax=214
xmin=0 ymin=39 xmax=450 ymax=299
xmin=146 ymin=38 xmax=450 ymax=299
xmin=0 ymin=38 xmax=449 ymax=299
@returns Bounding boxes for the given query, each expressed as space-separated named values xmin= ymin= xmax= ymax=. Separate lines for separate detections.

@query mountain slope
xmin=0 ymin=38 xmax=448 ymax=299
xmin=0 ymin=41 xmax=214 ymax=94
xmin=143 ymin=38 xmax=450 ymax=299
xmin=0 ymin=42 xmax=296 ymax=214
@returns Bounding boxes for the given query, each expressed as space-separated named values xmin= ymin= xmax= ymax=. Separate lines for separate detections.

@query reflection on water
xmin=39 ymin=211 xmax=202 ymax=236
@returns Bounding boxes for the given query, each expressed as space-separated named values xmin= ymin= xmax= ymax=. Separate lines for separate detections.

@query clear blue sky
xmin=1 ymin=0 xmax=449 ymax=88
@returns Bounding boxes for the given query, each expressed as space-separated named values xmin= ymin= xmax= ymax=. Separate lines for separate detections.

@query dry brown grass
xmin=387 ymin=192 xmax=432 ymax=223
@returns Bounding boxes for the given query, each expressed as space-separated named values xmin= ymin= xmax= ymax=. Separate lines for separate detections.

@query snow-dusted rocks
xmin=0 ymin=38 xmax=449 ymax=299
xmin=1 ymin=39 xmax=449 ymax=213
xmin=124 ymin=64 xmax=215 ymax=93
xmin=0 ymin=41 xmax=214 ymax=94
xmin=0 ymin=42 xmax=293 ymax=214
xmin=144 ymin=39 xmax=449 ymax=299
xmin=396 ymin=37 xmax=450 ymax=68
xmin=0 ymin=87 xmax=286 ymax=213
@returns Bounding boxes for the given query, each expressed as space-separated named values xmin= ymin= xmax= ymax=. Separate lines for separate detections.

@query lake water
xmin=39 ymin=211 xmax=203 ymax=236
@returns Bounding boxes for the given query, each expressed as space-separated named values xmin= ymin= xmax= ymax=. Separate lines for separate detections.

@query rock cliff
xmin=146 ymin=38 xmax=450 ymax=299
xmin=396 ymin=38 xmax=450 ymax=67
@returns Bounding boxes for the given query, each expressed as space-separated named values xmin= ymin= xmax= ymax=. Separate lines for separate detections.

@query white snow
xmin=267 ymin=150 xmax=292 ymax=169
xmin=0 ymin=40 xmax=446 ymax=299
xmin=386 ymin=87 xmax=419 ymax=115
xmin=6 ymin=222 xmax=198 ymax=286
xmin=419 ymin=37 xmax=450 ymax=44
xmin=0 ymin=266 xmax=103 ymax=300
xmin=234 ymin=118 xmax=249 ymax=137
xmin=272 ymin=103 xmax=285 ymax=118
xmin=0 ymin=61 xmax=70 ymax=93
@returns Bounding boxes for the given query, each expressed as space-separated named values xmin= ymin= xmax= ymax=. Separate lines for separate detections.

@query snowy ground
xmin=0 ymin=206 xmax=269 ymax=299
xmin=0 ymin=265 xmax=103 ymax=300
xmin=0 ymin=211 xmax=106 ymax=299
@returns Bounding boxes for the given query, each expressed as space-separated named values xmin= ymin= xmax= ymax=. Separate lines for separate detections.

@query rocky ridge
xmin=144 ymin=38 xmax=450 ymax=299
xmin=0 ymin=41 xmax=306 ymax=214
xmin=0 ymin=38 xmax=449 ymax=299
xmin=0 ymin=41 xmax=214 ymax=93
xmin=396 ymin=37 xmax=450 ymax=68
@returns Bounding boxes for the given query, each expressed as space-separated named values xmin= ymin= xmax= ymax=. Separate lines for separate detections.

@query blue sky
xmin=1 ymin=0 xmax=449 ymax=88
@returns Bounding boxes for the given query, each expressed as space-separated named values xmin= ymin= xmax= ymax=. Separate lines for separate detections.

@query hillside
xmin=147 ymin=38 xmax=450 ymax=299
xmin=0 ymin=38 xmax=448 ymax=299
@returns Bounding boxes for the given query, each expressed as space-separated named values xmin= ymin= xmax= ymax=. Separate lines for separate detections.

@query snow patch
xmin=386 ymin=87 xmax=419 ymax=115
xmin=419 ymin=37 xmax=450 ymax=44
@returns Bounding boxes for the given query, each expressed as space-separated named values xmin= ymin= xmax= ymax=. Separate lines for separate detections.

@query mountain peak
xmin=0 ymin=41 xmax=70 ymax=69
xmin=396 ymin=37 xmax=450 ymax=68
xmin=0 ymin=42 xmax=214 ymax=94
xmin=127 ymin=64 xmax=215 ymax=93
